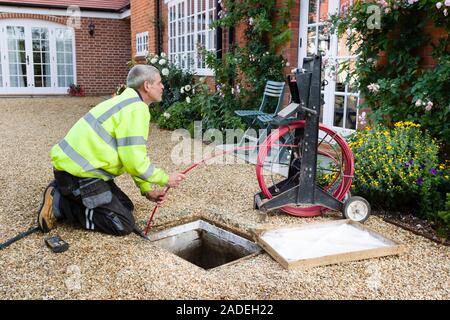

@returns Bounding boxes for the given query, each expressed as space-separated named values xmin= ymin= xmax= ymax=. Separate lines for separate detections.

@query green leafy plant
xmin=349 ymin=121 xmax=449 ymax=220
xmin=329 ymin=0 xmax=450 ymax=144
xmin=128 ymin=53 xmax=196 ymax=119
xmin=436 ymin=193 xmax=450 ymax=239
xmin=156 ymin=96 xmax=202 ymax=132
xmin=196 ymin=0 xmax=292 ymax=130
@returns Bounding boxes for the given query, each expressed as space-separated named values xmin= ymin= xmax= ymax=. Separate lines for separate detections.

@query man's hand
xmin=145 ymin=189 xmax=167 ymax=206
xmin=167 ymin=172 xmax=186 ymax=188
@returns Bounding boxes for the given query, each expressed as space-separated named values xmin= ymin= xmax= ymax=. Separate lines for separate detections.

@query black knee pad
xmin=106 ymin=212 xmax=134 ymax=236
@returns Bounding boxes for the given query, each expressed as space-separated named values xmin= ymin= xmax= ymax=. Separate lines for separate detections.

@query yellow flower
xmin=394 ymin=121 xmax=420 ymax=128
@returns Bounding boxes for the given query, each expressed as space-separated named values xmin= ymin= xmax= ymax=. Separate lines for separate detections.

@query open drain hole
xmin=150 ymin=220 xmax=261 ymax=270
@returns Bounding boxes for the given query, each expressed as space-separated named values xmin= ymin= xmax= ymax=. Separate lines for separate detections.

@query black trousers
xmin=53 ymin=170 xmax=135 ymax=236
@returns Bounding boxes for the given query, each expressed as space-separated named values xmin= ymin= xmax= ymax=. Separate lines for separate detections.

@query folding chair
xmin=234 ymin=80 xmax=285 ymax=148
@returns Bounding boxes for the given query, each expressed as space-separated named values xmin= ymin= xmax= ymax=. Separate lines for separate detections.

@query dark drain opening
xmin=151 ymin=220 xmax=261 ymax=270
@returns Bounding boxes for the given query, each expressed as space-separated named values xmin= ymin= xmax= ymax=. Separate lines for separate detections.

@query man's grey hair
xmin=126 ymin=65 xmax=160 ymax=89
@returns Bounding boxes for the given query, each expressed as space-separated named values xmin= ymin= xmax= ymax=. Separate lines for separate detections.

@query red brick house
xmin=0 ymin=0 xmax=444 ymax=135
xmin=0 ymin=0 xmax=131 ymax=96
xmin=130 ymin=0 xmax=361 ymax=134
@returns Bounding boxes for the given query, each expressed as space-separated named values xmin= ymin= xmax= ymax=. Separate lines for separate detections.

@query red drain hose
xmin=144 ymin=121 xmax=354 ymax=235
xmin=256 ymin=120 xmax=354 ymax=217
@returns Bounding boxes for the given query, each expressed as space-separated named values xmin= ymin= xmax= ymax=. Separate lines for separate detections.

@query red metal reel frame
xmin=256 ymin=120 xmax=354 ymax=217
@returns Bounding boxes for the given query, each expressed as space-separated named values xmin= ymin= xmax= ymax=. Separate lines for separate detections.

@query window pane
xmin=307 ymin=26 xmax=317 ymax=56
xmin=66 ymin=65 xmax=73 ymax=76
xmin=43 ymin=76 xmax=51 ymax=87
xmin=42 ymin=51 xmax=50 ymax=64
xmin=43 ymin=64 xmax=51 ymax=77
xmin=65 ymin=53 xmax=73 ymax=64
xmin=34 ymin=64 xmax=42 ymax=76
xmin=319 ymin=0 xmax=328 ymax=22
xmin=58 ymin=76 xmax=65 ymax=87
xmin=64 ymin=41 xmax=72 ymax=52
xmin=32 ymin=40 xmax=40 ymax=51
xmin=345 ymin=96 xmax=358 ymax=129
xmin=56 ymin=40 xmax=64 ymax=52
xmin=308 ymin=0 xmax=317 ymax=24
xmin=41 ymin=40 xmax=49 ymax=52
xmin=57 ymin=53 xmax=65 ymax=64
xmin=34 ymin=76 xmax=43 ymax=87
xmin=0 ymin=45 xmax=2 ymax=87
xmin=333 ymin=95 xmax=345 ymax=127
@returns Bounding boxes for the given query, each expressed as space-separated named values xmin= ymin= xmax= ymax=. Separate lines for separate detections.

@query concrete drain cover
xmin=150 ymin=220 xmax=261 ymax=270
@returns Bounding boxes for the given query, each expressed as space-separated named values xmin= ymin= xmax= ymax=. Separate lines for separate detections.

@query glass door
xmin=6 ymin=25 xmax=31 ymax=92
xmin=31 ymin=27 xmax=51 ymax=89
xmin=299 ymin=0 xmax=360 ymax=136
xmin=0 ymin=20 xmax=76 ymax=95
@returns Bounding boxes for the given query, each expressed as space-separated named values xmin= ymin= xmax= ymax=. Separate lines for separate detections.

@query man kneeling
xmin=37 ymin=65 xmax=185 ymax=236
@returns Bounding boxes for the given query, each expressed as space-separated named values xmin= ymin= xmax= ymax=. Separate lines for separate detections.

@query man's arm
xmin=115 ymin=106 xmax=169 ymax=194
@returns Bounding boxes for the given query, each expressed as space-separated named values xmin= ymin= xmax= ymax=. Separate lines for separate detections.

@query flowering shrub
xmin=127 ymin=53 xmax=196 ymax=118
xmin=329 ymin=0 xmax=450 ymax=144
xmin=156 ymin=96 xmax=202 ymax=133
xmin=349 ymin=121 xmax=450 ymax=220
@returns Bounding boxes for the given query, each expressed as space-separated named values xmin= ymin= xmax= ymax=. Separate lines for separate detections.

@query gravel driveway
xmin=0 ymin=97 xmax=448 ymax=299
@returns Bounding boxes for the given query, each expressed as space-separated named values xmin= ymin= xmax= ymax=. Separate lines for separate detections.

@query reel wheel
xmin=343 ymin=196 xmax=371 ymax=223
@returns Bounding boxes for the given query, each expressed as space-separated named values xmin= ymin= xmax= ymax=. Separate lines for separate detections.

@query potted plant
xmin=68 ymin=84 xmax=85 ymax=97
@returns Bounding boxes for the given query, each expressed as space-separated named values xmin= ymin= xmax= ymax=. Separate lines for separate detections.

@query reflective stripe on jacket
xmin=50 ymin=88 xmax=169 ymax=194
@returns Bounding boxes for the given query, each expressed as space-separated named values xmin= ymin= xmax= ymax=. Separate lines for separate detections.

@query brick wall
xmin=75 ymin=17 xmax=131 ymax=95
xmin=130 ymin=0 xmax=157 ymax=58
xmin=0 ymin=13 xmax=131 ymax=96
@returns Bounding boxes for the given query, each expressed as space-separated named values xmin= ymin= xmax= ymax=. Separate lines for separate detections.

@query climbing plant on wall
xmin=200 ymin=0 xmax=293 ymax=129
xmin=329 ymin=0 xmax=450 ymax=146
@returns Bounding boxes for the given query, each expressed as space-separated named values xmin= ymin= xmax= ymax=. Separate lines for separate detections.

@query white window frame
xmin=298 ymin=0 xmax=360 ymax=136
xmin=166 ymin=0 xmax=216 ymax=76
xmin=0 ymin=19 xmax=76 ymax=95
xmin=135 ymin=31 xmax=149 ymax=57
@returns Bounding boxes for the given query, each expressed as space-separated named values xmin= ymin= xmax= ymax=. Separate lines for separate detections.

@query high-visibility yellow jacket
xmin=50 ymin=88 xmax=169 ymax=194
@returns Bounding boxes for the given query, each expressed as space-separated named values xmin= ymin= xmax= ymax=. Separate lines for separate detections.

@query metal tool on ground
xmin=44 ymin=235 xmax=69 ymax=253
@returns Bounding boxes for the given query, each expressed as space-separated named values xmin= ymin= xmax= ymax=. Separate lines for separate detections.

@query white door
xmin=299 ymin=0 xmax=360 ymax=136
xmin=0 ymin=19 xmax=76 ymax=95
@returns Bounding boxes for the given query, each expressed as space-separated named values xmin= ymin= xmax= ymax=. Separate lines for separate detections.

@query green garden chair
xmin=235 ymin=80 xmax=286 ymax=147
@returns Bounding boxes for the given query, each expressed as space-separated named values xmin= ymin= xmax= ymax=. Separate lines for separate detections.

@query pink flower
xmin=425 ymin=101 xmax=433 ymax=111
xmin=445 ymin=0 xmax=450 ymax=7
xmin=379 ymin=0 xmax=388 ymax=7
xmin=358 ymin=111 xmax=367 ymax=125
xmin=415 ymin=99 xmax=422 ymax=107
xmin=436 ymin=2 xmax=443 ymax=9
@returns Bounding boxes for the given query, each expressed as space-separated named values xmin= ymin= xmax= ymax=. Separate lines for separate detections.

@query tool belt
xmin=54 ymin=169 xmax=113 ymax=209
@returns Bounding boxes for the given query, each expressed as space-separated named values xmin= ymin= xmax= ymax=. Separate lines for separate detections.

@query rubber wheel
xmin=343 ymin=196 xmax=371 ymax=223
